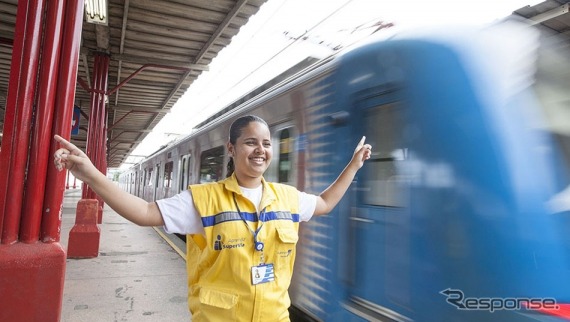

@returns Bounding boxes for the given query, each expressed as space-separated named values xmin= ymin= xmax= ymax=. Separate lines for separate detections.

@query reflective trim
xmin=201 ymin=211 xmax=242 ymax=227
xmin=202 ymin=210 xmax=300 ymax=227
xmin=265 ymin=211 xmax=299 ymax=222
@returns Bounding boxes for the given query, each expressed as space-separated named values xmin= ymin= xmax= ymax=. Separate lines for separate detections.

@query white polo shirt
xmin=156 ymin=185 xmax=317 ymax=235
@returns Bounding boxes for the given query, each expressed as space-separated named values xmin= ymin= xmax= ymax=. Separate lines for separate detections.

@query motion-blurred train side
xmin=119 ymin=21 xmax=570 ymax=321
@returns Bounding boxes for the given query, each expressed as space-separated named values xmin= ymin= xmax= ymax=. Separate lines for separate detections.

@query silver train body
xmin=120 ymin=21 xmax=570 ymax=321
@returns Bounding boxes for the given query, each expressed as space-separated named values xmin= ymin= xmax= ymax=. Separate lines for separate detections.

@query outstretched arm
xmin=53 ymin=135 xmax=164 ymax=226
xmin=313 ymin=136 xmax=372 ymax=216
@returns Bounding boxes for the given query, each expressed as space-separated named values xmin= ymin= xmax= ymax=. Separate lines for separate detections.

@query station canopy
xmin=1 ymin=0 xmax=570 ymax=168
xmin=0 ymin=0 xmax=267 ymax=167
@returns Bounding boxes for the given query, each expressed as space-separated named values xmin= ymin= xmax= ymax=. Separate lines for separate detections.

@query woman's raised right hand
xmin=53 ymin=135 xmax=97 ymax=183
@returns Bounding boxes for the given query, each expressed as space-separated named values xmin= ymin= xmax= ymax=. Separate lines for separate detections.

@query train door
xmin=345 ymin=93 xmax=412 ymax=321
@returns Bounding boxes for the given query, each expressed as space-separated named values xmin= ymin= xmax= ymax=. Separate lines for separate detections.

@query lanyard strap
xmin=232 ymin=193 xmax=266 ymax=251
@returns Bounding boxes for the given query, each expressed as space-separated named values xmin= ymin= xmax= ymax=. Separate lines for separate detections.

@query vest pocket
xmin=276 ymin=227 xmax=298 ymax=244
xmin=275 ymin=227 xmax=298 ymax=277
xmin=199 ymin=288 xmax=238 ymax=320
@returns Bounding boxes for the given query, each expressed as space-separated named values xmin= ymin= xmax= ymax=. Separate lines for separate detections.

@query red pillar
xmin=96 ymin=56 xmax=110 ymax=223
xmin=86 ymin=53 xmax=109 ymax=223
xmin=42 ymin=0 xmax=84 ymax=243
xmin=20 ymin=0 xmax=64 ymax=243
xmin=0 ymin=0 xmax=84 ymax=321
xmin=67 ymin=199 xmax=100 ymax=258
xmin=0 ymin=0 xmax=45 ymax=245
xmin=82 ymin=54 xmax=101 ymax=200
xmin=68 ymin=52 xmax=108 ymax=257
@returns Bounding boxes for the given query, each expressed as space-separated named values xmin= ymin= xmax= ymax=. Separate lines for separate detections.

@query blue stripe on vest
xmin=202 ymin=210 xmax=300 ymax=228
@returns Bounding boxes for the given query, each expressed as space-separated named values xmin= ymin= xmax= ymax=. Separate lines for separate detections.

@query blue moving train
xmin=120 ymin=20 xmax=570 ymax=321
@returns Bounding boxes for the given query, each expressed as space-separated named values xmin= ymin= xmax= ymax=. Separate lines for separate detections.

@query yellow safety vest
xmin=187 ymin=173 xmax=300 ymax=321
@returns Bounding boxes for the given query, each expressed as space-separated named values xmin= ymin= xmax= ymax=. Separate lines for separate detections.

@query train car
xmin=120 ymin=20 xmax=570 ymax=321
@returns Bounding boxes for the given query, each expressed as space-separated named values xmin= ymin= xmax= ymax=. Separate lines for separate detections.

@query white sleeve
xmin=298 ymin=191 xmax=317 ymax=222
xmin=155 ymin=190 xmax=205 ymax=235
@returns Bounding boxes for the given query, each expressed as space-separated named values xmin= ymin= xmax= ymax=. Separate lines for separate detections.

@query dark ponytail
xmin=226 ymin=158 xmax=235 ymax=178
xmin=226 ymin=115 xmax=268 ymax=178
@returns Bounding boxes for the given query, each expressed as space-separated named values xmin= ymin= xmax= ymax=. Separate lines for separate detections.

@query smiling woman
xmin=53 ymin=114 xmax=372 ymax=322
xmin=226 ymin=115 xmax=273 ymax=188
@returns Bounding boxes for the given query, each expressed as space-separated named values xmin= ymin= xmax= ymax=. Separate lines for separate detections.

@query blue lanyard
xmin=232 ymin=193 xmax=266 ymax=251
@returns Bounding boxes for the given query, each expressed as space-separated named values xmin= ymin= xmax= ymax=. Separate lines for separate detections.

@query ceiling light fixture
xmin=85 ymin=0 xmax=108 ymax=25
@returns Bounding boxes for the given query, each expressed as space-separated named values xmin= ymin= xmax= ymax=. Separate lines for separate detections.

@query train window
xmin=362 ymin=102 xmax=407 ymax=207
xmin=130 ymin=173 xmax=134 ymax=194
xmin=199 ymin=146 xmax=224 ymax=183
xmin=138 ymin=171 xmax=143 ymax=196
xmin=535 ymin=43 xmax=570 ymax=178
xmin=163 ymin=161 xmax=173 ymax=188
xmin=155 ymin=164 xmax=160 ymax=187
xmin=180 ymin=158 xmax=187 ymax=190
xmin=533 ymin=41 xmax=570 ymax=217
xmin=147 ymin=168 xmax=153 ymax=186
xmin=179 ymin=154 xmax=191 ymax=191
xmin=278 ymin=128 xmax=292 ymax=183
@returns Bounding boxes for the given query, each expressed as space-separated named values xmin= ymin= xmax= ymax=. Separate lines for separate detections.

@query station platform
xmin=59 ymin=189 xmax=191 ymax=321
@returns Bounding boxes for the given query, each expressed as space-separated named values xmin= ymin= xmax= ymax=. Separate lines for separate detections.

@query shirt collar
xmin=223 ymin=173 xmax=276 ymax=209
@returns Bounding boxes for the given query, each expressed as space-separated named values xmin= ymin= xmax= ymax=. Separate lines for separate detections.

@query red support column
xmin=0 ymin=0 xmax=45 ymax=245
xmin=0 ymin=242 xmax=67 ymax=322
xmin=68 ymin=52 xmax=108 ymax=256
xmin=42 ymin=0 xmax=84 ymax=242
xmin=87 ymin=53 xmax=109 ymax=220
xmin=103 ymin=109 xmax=109 ymax=173
xmin=0 ymin=0 xmax=84 ymax=321
xmin=82 ymin=54 xmax=101 ymax=200
xmin=96 ymin=55 xmax=109 ymax=223
xmin=67 ymin=199 xmax=100 ymax=258
xmin=0 ymin=0 xmax=27 ymax=237
xmin=20 ymin=0 xmax=65 ymax=243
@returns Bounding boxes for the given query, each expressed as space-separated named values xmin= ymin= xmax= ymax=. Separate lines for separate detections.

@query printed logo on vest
xmin=214 ymin=235 xmax=223 ymax=250
xmin=278 ymin=249 xmax=293 ymax=258
xmin=214 ymin=235 xmax=245 ymax=251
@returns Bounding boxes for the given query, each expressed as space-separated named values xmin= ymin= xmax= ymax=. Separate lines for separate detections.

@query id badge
xmin=251 ymin=264 xmax=275 ymax=285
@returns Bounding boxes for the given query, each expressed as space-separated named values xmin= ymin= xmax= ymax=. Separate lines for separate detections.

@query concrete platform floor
xmin=60 ymin=189 xmax=191 ymax=321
